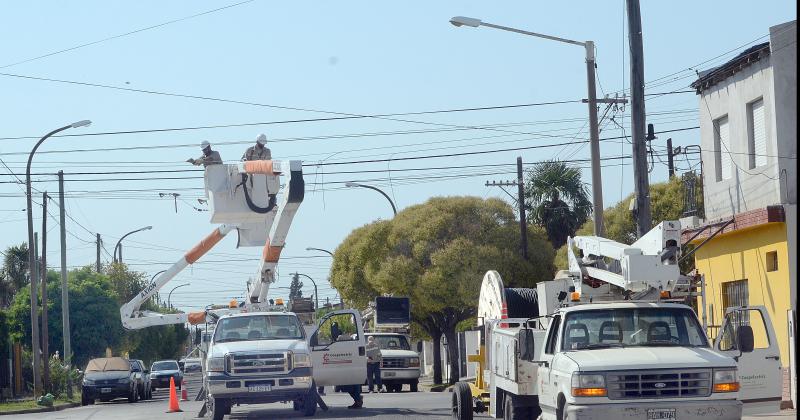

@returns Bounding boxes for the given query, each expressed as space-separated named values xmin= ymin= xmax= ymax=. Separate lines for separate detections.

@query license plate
xmin=647 ymin=408 xmax=676 ymax=420
xmin=101 ymin=388 xmax=112 ymax=393
xmin=384 ymin=371 xmax=396 ymax=377
xmin=248 ymin=385 xmax=271 ymax=392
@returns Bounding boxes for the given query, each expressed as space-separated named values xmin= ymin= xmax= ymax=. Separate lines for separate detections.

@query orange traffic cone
xmin=180 ymin=379 xmax=189 ymax=401
xmin=167 ymin=376 xmax=182 ymax=413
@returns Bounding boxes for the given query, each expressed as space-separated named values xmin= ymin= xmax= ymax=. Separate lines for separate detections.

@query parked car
xmin=183 ymin=357 xmax=202 ymax=373
xmin=81 ymin=357 xmax=139 ymax=405
xmin=150 ymin=359 xmax=183 ymax=391
xmin=129 ymin=359 xmax=152 ymax=400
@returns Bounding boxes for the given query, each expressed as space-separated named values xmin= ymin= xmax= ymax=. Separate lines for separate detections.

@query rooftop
xmin=690 ymin=42 xmax=771 ymax=93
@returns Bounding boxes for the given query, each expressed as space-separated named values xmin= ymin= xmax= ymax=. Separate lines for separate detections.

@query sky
xmin=0 ymin=1 xmax=796 ymax=311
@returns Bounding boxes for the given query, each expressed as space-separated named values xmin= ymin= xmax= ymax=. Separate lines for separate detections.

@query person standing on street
xmin=187 ymin=141 xmax=222 ymax=166
xmin=366 ymin=336 xmax=383 ymax=393
xmin=241 ymin=134 xmax=271 ymax=161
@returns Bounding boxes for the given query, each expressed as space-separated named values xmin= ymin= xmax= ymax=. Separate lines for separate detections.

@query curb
xmin=0 ymin=402 xmax=79 ymax=416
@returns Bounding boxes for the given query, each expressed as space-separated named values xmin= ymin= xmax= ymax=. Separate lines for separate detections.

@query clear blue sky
xmin=0 ymin=1 xmax=795 ymax=310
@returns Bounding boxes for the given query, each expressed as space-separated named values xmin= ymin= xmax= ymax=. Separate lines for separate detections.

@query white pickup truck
xmin=364 ymin=332 xmax=421 ymax=392
xmin=204 ymin=309 xmax=368 ymax=419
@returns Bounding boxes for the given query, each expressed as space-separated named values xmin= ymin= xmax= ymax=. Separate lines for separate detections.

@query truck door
xmin=714 ymin=306 xmax=782 ymax=415
xmin=536 ymin=314 xmax=561 ymax=415
xmin=308 ymin=309 xmax=367 ymax=386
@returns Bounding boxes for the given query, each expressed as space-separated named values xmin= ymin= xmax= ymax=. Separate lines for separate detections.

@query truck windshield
xmin=371 ymin=335 xmax=411 ymax=350
xmin=561 ymin=307 xmax=708 ymax=350
xmin=214 ymin=314 xmax=305 ymax=342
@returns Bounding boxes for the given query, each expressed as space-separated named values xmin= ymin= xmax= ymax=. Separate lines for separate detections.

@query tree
xmin=330 ymin=196 xmax=555 ymax=384
xmin=289 ymin=273 xmax=304 ymax=300
xmin=554 ymin=175 xmax=704 ymax=273
xmin=524 ymin=160 xmax=592 ymax=249
xmin=1 ymin=243 xmax=29 ymax=307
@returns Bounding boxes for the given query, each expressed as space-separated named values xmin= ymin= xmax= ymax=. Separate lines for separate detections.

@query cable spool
xmin=503 ymin=288 xmax=539 ymax=319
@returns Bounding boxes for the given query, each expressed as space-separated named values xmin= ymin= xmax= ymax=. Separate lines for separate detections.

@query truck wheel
xmin=302 ymin=387 xmax=317 ymax=417
xmin=503 ymin=394 xmax=530 ymax=420
xmin=211 ymin=398 xmax=229 ymax=420
xmin=451 ymin=382 xmax=473 ymax=420
xmin=410 ymin=381 xmax=419 ymax=392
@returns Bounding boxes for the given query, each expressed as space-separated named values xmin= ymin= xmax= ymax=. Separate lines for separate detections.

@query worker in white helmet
xmin=187 ymin=141 xmax=222 ymax=166
xmin=241 ymin=134 xmax=272 ymax=161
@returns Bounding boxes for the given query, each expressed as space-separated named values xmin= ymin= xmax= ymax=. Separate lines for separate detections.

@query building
xmin=683 ymin=20 xmax=796 ymax=407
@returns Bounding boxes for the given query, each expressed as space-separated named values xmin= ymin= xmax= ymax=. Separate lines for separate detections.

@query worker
xmin=187 ymin=141 xmax=222 ymax=166
xmin=241 ymin=134 xmax=271 ymax=161
xmin=366 ymin=336 xmax=383 ymax=393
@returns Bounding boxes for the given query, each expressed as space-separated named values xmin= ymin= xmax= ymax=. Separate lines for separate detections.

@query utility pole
xmin=666 ymin=138 xmax=675 ymax=178
xmin=41 ymin=193 xmax=49 ymax=392
xmin=58 ymin=171 xmax=72 ymax=398
xmin=627 ymin=0 xmax=652 ymax=238
xmin=31 ymin=232 xmax=41 ymax=396
xmin=485 ymin=156 xmax=528 ymax=260
xmin=95 ymin=233 xmax=101 ymax=272
xmin=585 ymin=41 xmax=605 ymax=237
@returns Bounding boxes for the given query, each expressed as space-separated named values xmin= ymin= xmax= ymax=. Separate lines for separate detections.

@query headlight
xmin=713 ymin=368 xmax=739 ymax=393
xmin=83 ymin=378 xmax=95 ymax=385
xmin=293 ymin=353 xmax=312 ymax=368
xmin=207 ymin=357 xmax=226 ymax=372
xmin=408 ymin=357 xmax=420 ymax=368
xmin=571 ymin=373 xmax=607 ymax=397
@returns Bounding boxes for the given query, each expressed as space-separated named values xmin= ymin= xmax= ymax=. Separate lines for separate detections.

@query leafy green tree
xmin=524 ymin=160 xmax=592 ymax=248
xmin=330 ymin=196 xmax=555 ymax=384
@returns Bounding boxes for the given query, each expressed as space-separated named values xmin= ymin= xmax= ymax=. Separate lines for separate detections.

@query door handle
xmin=358 ymin=346 xmax=365 ymax=356
xmin=765 ymin=355 xmax=780 ymax=360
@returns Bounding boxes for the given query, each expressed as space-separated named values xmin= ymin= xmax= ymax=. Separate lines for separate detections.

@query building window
xmin=719 ymin=279 xmax=749 ymax=350
xmin=714 ymin=115 xmax=732 ymax=182
xmin=766 ymin=250 xmax=778 ymax=272
xmin=748 ymin=98 xmax=767 ymax=169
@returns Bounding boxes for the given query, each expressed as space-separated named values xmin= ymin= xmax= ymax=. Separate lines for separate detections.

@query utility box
xmin=375 ymin=296 xmax=411 ymax=328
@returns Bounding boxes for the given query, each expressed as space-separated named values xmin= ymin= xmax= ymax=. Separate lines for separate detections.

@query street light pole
xmin=294 ymin=273 xmax=318 ymax=312
xmin=26 ymin=120 xmax=91 ymax=397
xmin=449 ymin=16 xmax=607 ymax=235
xmin=150 ymin=270 xmax=167 ymax=305
xmin=113 ymin=226 xmax=153 ymax=264
xmin=344 ymin=182 xmax=397 ymax=216
xmin=305 ymin=247 xmax=334 ymax=257
xmin=167 ymin=283 xmax=190 ymax=309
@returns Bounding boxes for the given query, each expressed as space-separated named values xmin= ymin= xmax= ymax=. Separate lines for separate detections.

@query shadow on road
xmin=229 ymin=406 xmax=453 ymax=418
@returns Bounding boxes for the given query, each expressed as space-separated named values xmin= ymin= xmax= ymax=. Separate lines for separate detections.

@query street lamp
xmin=449 ymin=16 xmax=606 ymax=236
xmin=293 ymin=272 xmax=318 ymax=312
xmin=167 ymin=283 xmax=190 ymax=309
xmin=150 ymin=270 xmax=167 ymax=305
xmin=305 ymin=247 xmax=334 ymax=257
xmin=113 ymin=225 xmax=153 ymax=264
xmin=344 ymin=182 xmax=397 ymax=216
xmin=26 ymin=119 xmax=91 ymax=397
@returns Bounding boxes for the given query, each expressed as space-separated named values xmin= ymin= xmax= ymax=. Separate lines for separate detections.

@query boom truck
xmin=452 ymin=221 xmax=782 ymax=420
xmin=119 ymin=159 xmax=368 ymax=419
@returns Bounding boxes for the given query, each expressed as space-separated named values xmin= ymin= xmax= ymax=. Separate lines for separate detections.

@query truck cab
xmin=364 ymin=332 xmax=421 ymax=392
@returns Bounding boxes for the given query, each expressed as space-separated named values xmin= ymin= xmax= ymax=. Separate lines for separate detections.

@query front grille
xmin=227 ymin=352 xmax=288 ymax=376
xmin=382 ymin=358 xmax=407 ymax=369
xmin=606 ymin=369 xmax=711 ymax=399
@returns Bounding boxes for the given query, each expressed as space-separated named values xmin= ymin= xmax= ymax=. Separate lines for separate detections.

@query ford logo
xmin=654 ymin=382 xmax=667 ymax=388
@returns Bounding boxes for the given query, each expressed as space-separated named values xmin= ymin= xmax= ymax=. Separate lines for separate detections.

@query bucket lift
xmin=120 ymin=160 xmax=304 ymax=330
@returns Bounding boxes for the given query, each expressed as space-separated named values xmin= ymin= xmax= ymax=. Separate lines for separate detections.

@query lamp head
xmin=345 ymin=182 xmax=358 ymax=188
xmin=71 ymin=120 xmax=92 ymax=128
xmin=143 ymin=225 xmax=153 ymax=231
xmin=450 ymin=16 xmax=482 ymax=28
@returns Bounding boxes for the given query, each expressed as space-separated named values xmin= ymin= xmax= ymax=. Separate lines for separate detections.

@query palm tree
xmin=524 ymin=160 xmax=592 ymax=248
xmin=1 ymin=243 xmax=29 ymax=306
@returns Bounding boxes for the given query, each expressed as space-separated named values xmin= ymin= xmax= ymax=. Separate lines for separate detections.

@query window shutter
xmin=717 ymin=116 xmax=732 ymax=181
xmin=751 ymin=99 xmax=767 ymax=167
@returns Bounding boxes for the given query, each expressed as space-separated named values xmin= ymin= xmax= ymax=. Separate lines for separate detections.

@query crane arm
xmin=120 ymin=224 xmax=235 ymax=330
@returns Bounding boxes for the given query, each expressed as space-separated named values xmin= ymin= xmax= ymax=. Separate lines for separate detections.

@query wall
xmin=698 ymin=57 xmax=781 ymax=222
xmin=770 ymin=21 xmax=797 ymax=205
xmin=694 ymin=222 xmax=791 ymax=366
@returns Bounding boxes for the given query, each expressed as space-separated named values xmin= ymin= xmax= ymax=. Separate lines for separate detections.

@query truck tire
xmin=504 ymin=288 xmax=539 ymax=319
xmin=410 ymin=381 xmax=419 ymax=392
xmin=302 ymin=387 xmax=317 ymax=417
xmin=451 ymin=382 xmax=473 ymax=420
xmin=503 ymin=394 xmax=530 ymax=420
xmin=212 ymin=398 xmax=229 ymax=420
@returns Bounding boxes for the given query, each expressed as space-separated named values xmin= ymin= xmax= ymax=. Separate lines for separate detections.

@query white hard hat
xmin=200 ymin=140 xmax=211 ymax=149
xmin=256 ymin=134 xmax=267 ymax=145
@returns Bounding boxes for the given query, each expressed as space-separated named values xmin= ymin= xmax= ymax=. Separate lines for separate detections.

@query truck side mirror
xmin=736 ymin=325 xmax=754 ymax=353
xmin=309 ymin=333 xmax=318 ymax=347
xmin=518 ymin=329 xmax=535 ymax=361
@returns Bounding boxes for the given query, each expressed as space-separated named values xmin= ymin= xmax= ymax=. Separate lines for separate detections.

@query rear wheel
xmin=211 ymin=398 xmax=229 ymax=420
xmin=410 ymin=381 xmax=419 ymax=392
xmin=503 ymin=394 xmax=530 ymax=420
xmin=451 ymin=382 xmax=473 ymax=420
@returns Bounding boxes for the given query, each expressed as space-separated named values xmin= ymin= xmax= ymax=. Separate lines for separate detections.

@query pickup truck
xmin=364 ymin=332 xmax=420 ymax=392
xmin=455 ymin=302 xmax=782 ymax=420
xmin=204 ymin=308 xmax=367 ymax=419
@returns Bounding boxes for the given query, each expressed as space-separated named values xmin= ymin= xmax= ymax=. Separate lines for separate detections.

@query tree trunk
xmin=431 ymin=333 xmax=442 ymax=385
xmin=444 ymin=327 xmax=460 ymax=385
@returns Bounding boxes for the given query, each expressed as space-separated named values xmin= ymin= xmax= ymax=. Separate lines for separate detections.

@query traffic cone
xmin=180 ymin=379 xmax=189 ymax=401
xmin=167 ymin=376 xmax=182 ymax=413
